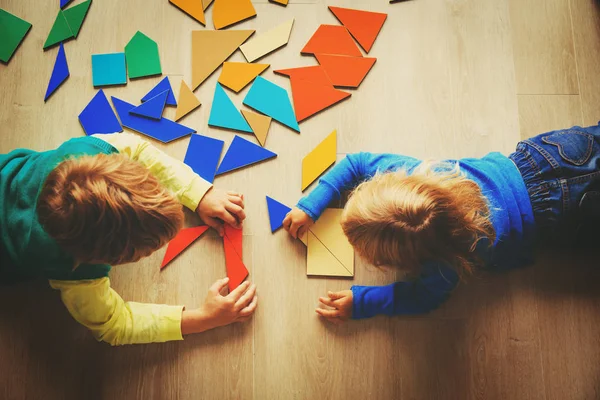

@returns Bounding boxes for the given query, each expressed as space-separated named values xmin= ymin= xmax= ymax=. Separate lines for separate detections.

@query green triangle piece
xmin=63 ymin=0 xmax=91 ymax=38
xmin=43 ymin=10 xmax=74 ymax=49
xmin=124 ymin=31 xmax=162 ymax=79
xmin=0 ymin=9 xmax=32 ymax=63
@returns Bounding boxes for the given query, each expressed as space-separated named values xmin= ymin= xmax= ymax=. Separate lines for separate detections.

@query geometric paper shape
xmin=269 ymin=0 xmax=288 ymax=5
xmin=191 ymin=29 xmax=255 ymax=90
xmin=63 ymin=0 xmax=91 ymax=38
xmin=43 ymin=10 xmax=73 ymax=50
xmin=218 ymin=61 xmax=269 ymax=93
xmin=0 ymin=9 xmax=32 ymax=63
xmin=289 ymin=77 xmax=350 ymax=123
xmin=216 ymin=135 xmax=277 ymax=175
xmin=241 ymin=110 xmax=271 ymax=147
xmin=328 ymin=6 xmax=387 ymax=53
xmin=78 ymin=90 xmax=123 ymax=135
xmin=243 ymin=76 xmax=299 ymax=132
xmin=315 ymin=54 xmax=376 ymax=88
xmin=125 ymin=31 xmax=162 ymax=79
xmin=44 ymin=43 xmax=70 ymax=101
xmin=223 ymin=224 xmax=248 ymax=291
xmin=212 ymin=0 xmax=256 ymax=30
xmin=61 ymin=0 xmax=74 ymax=8
xmin=175 ymin=81 xmax=201 ymax=121
xmin=183 ymin=134 xmax=224 ymax=183
xmin=208 ymin=83 xmax=253 ymax=133
xmin=266 ymin=196 xmax=291 ymax=232
xmin=141 ymin=76 xmax=177 ymax=106
xmin=91 ymin=52 xmax=126 ymax=87
xmin=274 ymin=65 xmax=332 ymax=86
xmin=161 ymin=226 xmax=210 ymax=269
xmin=239 ymin=19 xmax=294 ymax=63
xmin=169 ymin=0 xmax=206 ymax=25
xmin=301 ymin=25 xmax=362 ymax=57
xmin=302 ymin=129 xmax=336 ymax=191
xmin=112 ymin=96 xmax=195 ymax=143
xmin=129 ymin=90 xmax=168 ymax=120
xmin=202 ymin=0 xmax=214 ymax=9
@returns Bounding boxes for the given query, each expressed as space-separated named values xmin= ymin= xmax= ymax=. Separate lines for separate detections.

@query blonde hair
xmin=37 ymin=153 xmax=184 ymax=266
xmin=341 ymin=162 xmax=495 ymax=277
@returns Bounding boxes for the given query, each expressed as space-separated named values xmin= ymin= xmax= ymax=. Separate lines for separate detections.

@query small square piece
xmin=92 ymin=52 xmax=126 ymax=87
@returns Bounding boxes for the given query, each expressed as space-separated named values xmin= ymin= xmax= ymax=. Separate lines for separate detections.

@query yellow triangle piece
xmin=175 ymin=81 xmax=202 ymax=121
xmin=241 ymin=110 xmax=271 ymax=146
xmin=212 ymin=0 xmax=256 ymax=30
xmin=240 ymin=19 xmax=294 ymax=63
xmin=218 ymin=62 xmax=269 ymax=93
xmin=202 ymin=0 xmax=214 ymax=10
xmin=169 ymin=0 xmax=206 ymax=25
xmin=269 ymin=0 xmax=289 ymax=5
xmin=307 ymin=230 xmax=353 ymax=277
xmin=309 ymin=209 xmax=354 ymax=273
xmin=302 ymin=130 xmax=337 ymax=191
xmin=192 ymin=30 xmax=255 ymax=90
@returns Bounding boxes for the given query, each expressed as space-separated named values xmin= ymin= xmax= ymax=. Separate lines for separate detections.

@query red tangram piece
xmin=274 ymin=65 xmax=332 ymax=86
xmin=328 ymin=6 xmax=387 ymax=53
xmin=161 ymin=226 xmax=209 ymax=269
xmin=300 ymin=25 xmax=362 ymax=57
xmin=289 ymin=76 xmax=351 ymax=122
xmin=223 ymin=225 xmax=248 ymax=291
xmin=315 ymin=54 xmax=376 ymax=88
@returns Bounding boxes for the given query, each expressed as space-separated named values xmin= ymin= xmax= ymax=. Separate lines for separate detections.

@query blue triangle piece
xmin=243 ymin=76 xmax=300 ymax=132
xmin=208 ymin=84 xmax=252 ymax=133
xmin=112 ymin=97 xmax=195 ymax=143
xmin=129 ymin=90 xmax=168 ymax=120
xmin=78 ymin=90 xmax=122 ymax=135
xmin=44 ymin=43 xmax=70 ymax=101
xmin=184 ymin=134 xmax=225 ymax=184
xmin=216 ymin=135 xmax=277 ymax=175
xmin=266 ymin=196 xmax=292 ymax=232
xmin=141 ymin=77 xmax=177 ymax=106
xmin=60 ymin=0 xmax=73 ymax=8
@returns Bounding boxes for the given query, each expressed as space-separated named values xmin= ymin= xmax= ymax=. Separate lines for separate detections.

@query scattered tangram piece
xmin=223 ymin=224 xmax=248 ymax=291
xmin=63 ymin=0 xmax=91 ymax=38
xmin=0 ymin=9 xmax=32 ymax=63
xmin=274 ymin=65 xmax=332 ymax=86
xmin=243 ymin=76 xmax=299 ymax=132
xmin=209 ymin=83 xmax=252 ymax=133
xmin=44 ymin=43 xmax=69 ymax=102
xmin=328 ymin=6 xmax=387 ymax=53
xmin=315 ymin=54 xmax=376 ymax=88
xmin=302 ymin=129 xmax=336 ymax=191
xmin=44 ymin=10 xmax=73 ymax=50
xmin=161 ymin=226 xmax=210 ymax=269
xmin=266 ymin=196 xmax=291 ymax=232
xmin=289 ymin=77 xmax=350 ymax=123
xmin=141 ymin=76 xmax=177 ymax=106
xmin=125 ymin=31 xmax=162 ymax=79
xmin=183 ymin=134 xmax=224 ymax=183
xmin=175 ymin=81 xmax=201 ymax=121
xmin=191 ymin=29 xmax=254 ymax=90
xmin=129 ymin=90 xmax=168 ymax=120
xmin=212 ymin=0 xmax=256 ymax=30
xmin=216 ymin=135 xmax=277 ymax=175
xmin=202 ymin=0 xmax=214 ymax=10
xmin=239 ymin=19 xmax=294 ymax=63
xmin=241 ymin=110 xmax=271 ymax=147
xmin=91 ymin=53 xmax=126 ymax=87
xmin=60 ymin=0 xmax=73 ymax=8
xmin=78 ymin=90 xmax=123 ymax=135
xmin=169 ymin=0 xmax=206 ymax=25
xmin=301 ymin=25 xmax=362 ymax=57
xmin=218 ymin=62 xmax=269 ymax=93
xmin=269 ymin=0 xmax=288 ymax=6
xmin=112 ymin=97 xmax=195 ymax=143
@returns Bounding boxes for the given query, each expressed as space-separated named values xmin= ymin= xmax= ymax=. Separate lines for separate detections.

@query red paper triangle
xmin=223 ymin=227 xmax=248 ymax=291
xmin=328 ymin=6 xmax=387 ymax=53
xmin=274 ymin=65 xmax=332 ymax=86
xmin=161 ymin=226 xmax=209 ymax=269
xmin=289 ymin=77 xmax=351 ymax=122
xmin=315 ymin=54 xmax=376 ymax=88
xmin=301 ymin=25 xmax=362 ymax=57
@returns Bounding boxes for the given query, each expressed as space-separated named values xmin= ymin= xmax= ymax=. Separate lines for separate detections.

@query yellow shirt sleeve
xmin=93 ymin=132 xmax=212 ymax=211
xmin=49 ymin=278 xmax=184 ymax=346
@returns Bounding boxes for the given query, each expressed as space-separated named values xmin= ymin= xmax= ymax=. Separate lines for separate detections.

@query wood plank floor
xmin=1 ymin=0 xmax=600 ymax=399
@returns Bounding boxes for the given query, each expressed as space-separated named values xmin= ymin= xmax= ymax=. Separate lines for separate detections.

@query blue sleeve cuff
xmin=297 ymin=181 xmax=340 ymax=221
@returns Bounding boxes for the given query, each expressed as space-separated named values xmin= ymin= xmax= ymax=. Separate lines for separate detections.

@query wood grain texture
xmin=517 ymin=95 xmax=583 ymax=140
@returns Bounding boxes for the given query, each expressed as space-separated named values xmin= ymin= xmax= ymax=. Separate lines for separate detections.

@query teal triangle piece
xmin=63 ymin=0 xmax=91 ymax=38
xmin=129 ymin=90 xmax=168 ymax=120
xmin=216 ymin=135 xmax=277 ymax=175
xmin=43 ymin=10 xmax=74 ymax=49
xmin=243 ymin=76 xmax=299 ymax=132
xmin=141 ymin=76 xmax=176 ymax=106
xmin=125 ymin=31 xmax=162 ymax=79
xmin=266 ymin=196 xmax=292 ymax=232
xmin=209 ymin=84 xmax=252 ymax=133
xmin=44 ymin=43 xmax=69 ymax=101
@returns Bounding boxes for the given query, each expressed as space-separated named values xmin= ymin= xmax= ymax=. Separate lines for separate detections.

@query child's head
xmin=37 ymin=153 xmax=184 ymax=266
xmin=341 ymin=162 xmax=495 ymax=276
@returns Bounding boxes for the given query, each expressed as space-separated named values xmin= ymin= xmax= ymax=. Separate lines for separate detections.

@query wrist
xmin=181 ymin=308 xmax=214 ymax=335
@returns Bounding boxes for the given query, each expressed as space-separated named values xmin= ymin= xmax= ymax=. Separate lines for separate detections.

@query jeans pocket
xmin=541 ymin=130 xmax=594 ymax=166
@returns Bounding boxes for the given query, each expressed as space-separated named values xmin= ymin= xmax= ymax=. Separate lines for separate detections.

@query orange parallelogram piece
xmin=301 ymin=25 xmax=362 ymax=57
xmin=274 ymin=65 xmax=332 ymax=86
xmin=212 ymin=0 xmax=256 ymax=30
xmin=315 ymin=54 xmax=376 ymax=88
xmin=289 ymin=76 xmax=350 ymax=123
xmin=161 ymin=226 xmax=209 ymax=269
xmin=328 ymin=6 xmax=387 ymax=53
xmin=223 ymin=224 xmax=248 ymax=291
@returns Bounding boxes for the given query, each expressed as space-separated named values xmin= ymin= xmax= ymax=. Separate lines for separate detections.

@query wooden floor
xmin=1 ymin=0 xmax=600 ymax=398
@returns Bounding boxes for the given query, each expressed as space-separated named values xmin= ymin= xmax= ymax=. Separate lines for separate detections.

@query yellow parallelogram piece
xmin=218 ymin=62 xmax=269 ymax=92
xmin=175 ymin=81 xmax=201 ymax=121
xmin=240 ymin=19 xmax=294 ymax=63
xmin=241 ymin=109 xmax=271 ymax=146
xmin=169 ymin=0 xmax=206 ymax=25
xmin=301 ymin=129 xmax=336 ymax=191
xmin=212 ymin=0 xmax=256 ymax=30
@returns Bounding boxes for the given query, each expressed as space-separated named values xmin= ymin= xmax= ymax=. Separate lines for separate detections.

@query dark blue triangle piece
xmin=266 ymin=196 xmax=292 ymax=232
xmin=78 ymin=90 xmax=122 ymax=135
xmin=60 ymin=0 xmax=73 ymax=8
xmin=112 ymin=96 xmax=195 ymax=143
xmin=184 ymin=134 xmax=225 ymax=183
xmin=141 ymin=76 xmax=177 ymax=106
xmin=216 ymin=135 xmax=277 ymax=175
xmin=129 ymin=90 xmax=168 ymax=120
xmin=44 ymin=43 xmax=69 ymax=101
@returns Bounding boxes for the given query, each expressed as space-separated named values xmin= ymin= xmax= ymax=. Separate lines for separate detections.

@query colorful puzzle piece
xmin=328 ymin=6 xmax=387 ymax=53
xmin=289 ymin=77 xmax=350 ymax=123
xmin=141 ymin=76 xmax=177 ymax=106
xmin=175 ymin=81 xmax=201 ymax=121
xmin=212 ymin=0 xmax=256 ymax=30
xmin=183 ymin=134 xmax=224 ymax=183
xmin=302 ymin=130 xmax=336 ymax=191
xmin=78 ymin=90 xmax=123 ymax=135
xmin=44 ymin=11 xmax=73 ymax=50
xmin=161 ymin=226 xmax=210 ymax=269
xmin=0 ymin=9 xmax=32 ymax=63
xmin=243 ymin=76 xmax=299 ymax=132
xmin=60 ymin=0 xmax=73 ymax=8
xmin=269 ymin=0 xmax=288 ymax=5
xmin=301 ymin=25 xmax=362 ymax=57
xmin=169 ymin=0 xmax=206 ymax=25
xmin=266 ymin=196 xmax=291 ymax=232
xmin=125 ymin=31 xmax=162 ymax=79
xmin=315 ymin=54 xmax=376 ymax=88
xmin=209 ymin=83 xmax=253 ymax=133
xmin=223 ymin=224 xmax=248 ymax=291
xmin=129 ymin=90 xmax=168 ymax=120
xmin=112 ymin=97 xmax=195 ymax=143
xmin=216 ymin=135 xmax=277 ymax=175
xmin=239 ymin=19 xmax=294 ymax=63
xmin=274 ymin=65 xmax=332 ymax=86
xmin=218 ymin=62 xmax=269 ymax=93
xmin=92 ymin=53 xmax=126 ymax=87
xmin=202 ymin=0 xmax=214 ymax=10
xmin=44 ymin=43 xmax=69 ymax=102
xmin=63 ymin=0 xmax=91 ymax=38
xmin=191 ymin=29 xmax=255 ymax=90
xmin=241 ymin=110 xmax=271 ymax=147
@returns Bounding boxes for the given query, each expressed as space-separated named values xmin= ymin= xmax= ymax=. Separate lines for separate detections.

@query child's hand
xmin=315 ymin=290 xmax=353 ymax=324
xmin=196 ymin=188 xmax=246 ymax=236
xmin=282 ymin=207 xmax=314 ymax=239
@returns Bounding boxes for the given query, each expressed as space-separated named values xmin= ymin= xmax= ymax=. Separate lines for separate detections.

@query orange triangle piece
xmin=301 ymin=25 xmax=362 ymax=57
xmin=315 ymin=54 xmax=376 ymax=88
xmin=175 ymin=81 xmax=202 ymax=121
xmin=289 ymin=77 xmax=351 ymax=122
xmin=218 ymin=62 xmax=269 ymax=93
xmin=212 ymin=0 xmax=256 ymax=30
xmin=241 ymin=109 xmax=271 ymax=146
xmin=223 ymin=225 xmax=248 ymax=291
xmin=169 ymin=0 xmax=206 ymax=25
xmin=269 ymin=0 xmax=288 ymax=5
xmin=328 ymin=6 xmax=387 ymax=53
xmin=161 ymin=226 xmax=209 ymax=269
xmin=274 ymin=65 xmax=332 ymax=86
xmin=202 ymin=0 xmax=213 ymax=10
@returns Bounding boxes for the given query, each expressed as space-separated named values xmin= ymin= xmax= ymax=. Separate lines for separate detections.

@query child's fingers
xmin=315 ymin=308 xmax=340 ymax=318
xmin=218 ymin=208 xmax=238 ymax=227
xmin=318 ymin=297 xmax=336 ymax=308
xmin=239 ymin=295 xmax=258 ymax=317
xmin=282 ymin=215 xmax=292 ymax=231
xmin=209 ymin=277 xmax=230 ymax=295
xmin=204 ymin=216 xmax=224 ymax=237
xmin=226 ymin=203 xmax=246 ymax=223
xmin=235 ymin=283 xmax=256 ymax=310
xmin=226 ymin=281 xmax=251 ymax=302
xmin=328 ymin=291 xmax=345 ymax=300
xmin=297 ymin=226 xmax=308 ymax=240
xmin=228 ymin=194 xmax=244 ymax=208
xmin=289 ymin=222 xmax=300 ymax=239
